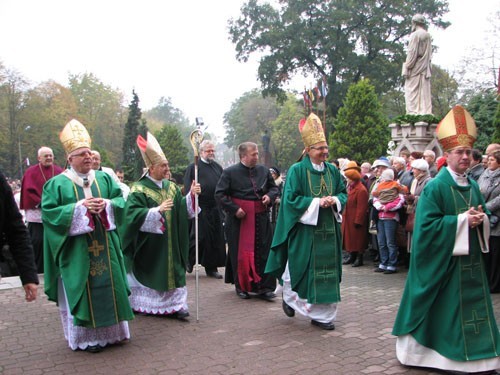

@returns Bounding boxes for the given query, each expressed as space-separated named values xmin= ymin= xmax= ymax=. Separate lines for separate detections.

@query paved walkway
xmin=1 ymin=260 xmax=500 ymax=375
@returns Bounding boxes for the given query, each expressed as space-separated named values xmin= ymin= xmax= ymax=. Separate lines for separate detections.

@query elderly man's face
xmin=241 ymin=147 xmax=259 ymax=168
xmin=38 ymin=150 xmax=54 ymax=167
xmin=149 ymin=160 xmax=170 ymax=181
xmin=360 ymin=165 xmax=371 ymax=177
xmin=69 ymin=148 xmax=93 ymax=174
xmin=200 ymin=145 xmax=216 ymax=162
xmin=91 ymin=152 xmax=101 ymax=170
xmin=307 ymin=142 xmax=329 ymax=165
xmin=424 ymin=153 xmax=435 ymax=164
xmin=392 ymin=161 xmax=405 ymax=172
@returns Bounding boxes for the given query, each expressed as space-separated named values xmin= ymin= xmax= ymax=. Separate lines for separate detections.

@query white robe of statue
xmin=402 ymin=23 xmax=432 ymax=115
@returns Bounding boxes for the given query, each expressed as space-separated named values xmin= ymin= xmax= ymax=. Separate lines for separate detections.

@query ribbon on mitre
xmin=137 ymin=134 xmax=147 ymax=152
xmin=298 ymin=118 xmax=307 ymax=132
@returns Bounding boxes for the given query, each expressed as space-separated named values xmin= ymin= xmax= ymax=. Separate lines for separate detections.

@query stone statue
xmin=402 ymin=14 xmax=432 ymax=115
xmin=262 ymin=130 xmax=270 ymax=153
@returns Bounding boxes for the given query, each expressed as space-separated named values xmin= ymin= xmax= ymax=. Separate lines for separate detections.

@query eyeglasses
xmin=71 ymin=151 xmax=92 ymax=158
xmin=450 ymin=149 xmax=472 ymax=156
xmin=310 ymin=146 xmax=329 ymax=151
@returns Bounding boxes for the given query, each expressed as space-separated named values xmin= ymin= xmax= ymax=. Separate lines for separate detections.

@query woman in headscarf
xmin=478 ymin=150 xmax=500 ymax=292
xmin=405 ymin=158 xmax=432 ymax=253
xmin=341 ymin=161 xmax=368 ymax=267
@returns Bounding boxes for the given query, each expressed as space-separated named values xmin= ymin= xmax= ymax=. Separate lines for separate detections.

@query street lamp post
xmin=18 ymin=125 xmax=31 ymax=178
xmin=18 ymin=133 xmax=22 ymax=178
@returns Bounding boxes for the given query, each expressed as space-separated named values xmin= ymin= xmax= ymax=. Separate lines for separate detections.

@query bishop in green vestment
xmin=43 ymin=119 xmax=133 ymax=352
xmin=392 ymin=106 xmax=500 ymax=372
xmin=265 ymin=113 xmax=347 ymax=330
xmin=120 ymin=132 xmax=198 ymax=318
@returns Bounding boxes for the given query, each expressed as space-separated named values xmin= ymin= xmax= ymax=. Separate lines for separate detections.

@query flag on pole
xmin=303 ymin=88 xmax=312 ymax=111
xmin=320 ymin=77 xmax=328 ymax=98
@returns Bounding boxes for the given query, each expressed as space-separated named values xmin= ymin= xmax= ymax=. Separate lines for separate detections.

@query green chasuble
xmin=265 ymin=156 xmax=347 ymax=304
xmin=120 ymin=177 xmax=189 ymax=292
xmin=393 ymin=168 xmax=500 ymax=361
xmin=42 ymin=170 xmax=134 ymax=328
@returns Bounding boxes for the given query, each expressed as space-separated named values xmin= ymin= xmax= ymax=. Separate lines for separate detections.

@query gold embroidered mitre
xmin=299 ymin=113 xmax=326 ymax=148
xmin=59 ymin=119 xmax=92 ymax=155
xmin=436 ymin=105 xmax=477 ymax=151
xmin=136 ymin=132 xmax=167 ymax=168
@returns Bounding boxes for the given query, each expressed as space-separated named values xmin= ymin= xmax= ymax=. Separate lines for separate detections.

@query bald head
xmin=91 ymin=150 xmax=101 ymax=170
xmin=485 ymin=143 xmax=500 ymax=156
xmin=38 ymin=147 xmax=54 ymax=167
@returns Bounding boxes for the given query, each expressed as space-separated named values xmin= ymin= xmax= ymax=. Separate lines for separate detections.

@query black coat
xmin=0 ymin=171 xmax=38 ymax=285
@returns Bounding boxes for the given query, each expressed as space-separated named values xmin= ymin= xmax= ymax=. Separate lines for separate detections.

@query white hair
xmin=392 ymin=156 xmax=406 ymax=166
xmin=423 ymin=150 xmax=435 ymax=160
xmin=38 ymin=147 xmax=53 ymax=157
xmin=199 ymin=140 xmax=215 ymax=151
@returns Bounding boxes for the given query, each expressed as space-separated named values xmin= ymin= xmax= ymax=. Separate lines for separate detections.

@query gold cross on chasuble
xmin=462 ymin=258 xmax=481 ymax=278
xmin=465 ymin=310 xmax=487 ymax=334
xmin=315 ymin=223 xmax=334 ymax=240
xmin=316 ymin=265 xmax=335 ymax=283
xmin=88 ymin=240 xmax=105 ymax=257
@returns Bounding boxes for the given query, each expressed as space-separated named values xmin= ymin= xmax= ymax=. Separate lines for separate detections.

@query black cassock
xmin=183 ymin=160 xmax=226 ymax=271
xmin=215 ymin=162 xmax=278 ymax=293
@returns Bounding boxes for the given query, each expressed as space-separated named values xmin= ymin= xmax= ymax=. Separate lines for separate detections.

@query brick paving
xmin=1 ymin=259 xmax=500 ymax=375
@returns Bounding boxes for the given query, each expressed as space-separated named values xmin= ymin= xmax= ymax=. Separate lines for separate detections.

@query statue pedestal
xmin=389 ymin=121 xmax=442 ymax=156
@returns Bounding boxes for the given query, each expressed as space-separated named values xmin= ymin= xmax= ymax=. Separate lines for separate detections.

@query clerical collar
xmin=67 ymin=168 xmax=94 ymax=188
xmin=200 ymin=157 xmax=211 ymax=164
xmin=311 ymin=161 xmax=325 ymax=172
xmin=447 ymin=166 xmax=469 ymax=186
xmin=146 ymin=174 xmax=163 ymax=188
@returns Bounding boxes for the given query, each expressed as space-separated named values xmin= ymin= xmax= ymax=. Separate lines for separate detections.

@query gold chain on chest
xmin=451 ymin=187 xmax=472 ymax=213
xmin=307 ymin=169 xmax=333 ymax=197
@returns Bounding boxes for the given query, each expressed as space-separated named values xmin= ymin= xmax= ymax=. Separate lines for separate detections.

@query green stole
xmin=298 ymin=167 xmax=341 ymax=303
xmin=72 ymin=181 xmax=122 ymax=328
xmin=265 ymin=156 xmax=346 ymax=304
xmin=121 ymin=178 xmax=189 ymax=291
xmin=393 ymin=168 xmax=500 ymax=361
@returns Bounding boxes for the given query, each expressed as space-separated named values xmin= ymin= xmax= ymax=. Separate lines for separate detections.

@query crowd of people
xmin=1 ymin=107 xmax=500 ymax=373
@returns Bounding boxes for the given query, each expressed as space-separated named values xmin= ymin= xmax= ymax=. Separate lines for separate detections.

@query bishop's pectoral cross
xmin=88 ymin=240 xmax=104 ymax=257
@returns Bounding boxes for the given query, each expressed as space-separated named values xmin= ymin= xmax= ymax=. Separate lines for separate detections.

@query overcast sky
xmin=1 ymin=0 xmax=499 ymax=139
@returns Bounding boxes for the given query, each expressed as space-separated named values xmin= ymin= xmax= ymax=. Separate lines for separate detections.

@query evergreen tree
xmin=155 ymin=124 xmax=189 ymax=182
xmin=465 ymin=89 xmax=498 ymax=152
xmin=229 ymin=0 xmax=449 ymax=117
xmin=329 ymin=79 xmax=389 ymax=163
xmin=493 ymin=99 xmax=500 ymax=144
xmin=122 ymin=90 xmax=147 ymax=181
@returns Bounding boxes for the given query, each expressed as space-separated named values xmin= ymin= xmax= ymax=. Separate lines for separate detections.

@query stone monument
xmin=402 ymin=14 xmax=433 ymax=116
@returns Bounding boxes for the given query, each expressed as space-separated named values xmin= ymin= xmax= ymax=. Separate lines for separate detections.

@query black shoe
xmin=171 ymin=310 xmax=190 ymax=320
xmin=352 ymin=254 xmax=363 ymax=267
xmin=311 ymin=320 xmax=335 ymax=330
xmin=257 ymin=291 xmax=276 ymax=301
xmin=342 ymin=252 xmax=357 ymax=265
xmin=186 ymin=264 xmax=193 ymax=273
xmin=282 ymin=301 xmax=295 ymax=317
xmin=206 ymin=270 xmax=223 ymax=279
xmin=85 ymin=345 xmax=102 ymax=353
xmin=374 ymin=268 xmax=385 ymax=273
xmin=236 ymin=290 xmax=250 ymax=299
xmin=383 ymin=269 xmax=397 ymax=274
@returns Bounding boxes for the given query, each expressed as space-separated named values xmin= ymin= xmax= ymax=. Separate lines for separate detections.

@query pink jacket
xmin=373 ymin=194 xmax=405 ymax=221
